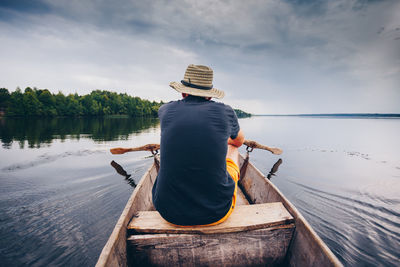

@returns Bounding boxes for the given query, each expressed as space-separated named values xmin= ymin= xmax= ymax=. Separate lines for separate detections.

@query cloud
xmin=0 ymin=8 xmax=199 ymax=101
xmin=0 ymin=0 xmax=399 ymax=113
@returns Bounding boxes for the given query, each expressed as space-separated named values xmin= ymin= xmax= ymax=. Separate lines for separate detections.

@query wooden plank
xmin=236 ymin=186 xmax=250 ymax=205
xmin=95 ymin=160 xmax=158 ymax=267
xmin=127 ymin=226 xmax=295 ymax=267
xmin=238 ymin=155 xmax=343 ymax=267
xmin=128 ymin=202 xmax=293 ymax=234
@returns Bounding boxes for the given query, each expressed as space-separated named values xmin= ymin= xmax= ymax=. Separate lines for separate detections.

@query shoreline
xmin=253 ymin=113 xmax=400 ymax=118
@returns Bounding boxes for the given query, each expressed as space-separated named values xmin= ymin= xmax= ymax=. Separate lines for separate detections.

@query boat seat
xmin=127 ymin=203 xmax=295 ymax=266
xmin=128 ymin=202 xmax=294 ymax=234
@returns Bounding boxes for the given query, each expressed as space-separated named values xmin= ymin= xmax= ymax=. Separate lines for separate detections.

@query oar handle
xmin=243 ymin=140 xmax=283 ymax=155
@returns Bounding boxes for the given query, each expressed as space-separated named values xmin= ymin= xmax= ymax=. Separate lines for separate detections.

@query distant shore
xmin=253 ymin=113 xmax=400 ymax=118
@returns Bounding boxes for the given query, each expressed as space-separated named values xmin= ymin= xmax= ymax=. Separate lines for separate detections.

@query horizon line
xmin=252 ymin=113 xmax=400 ymax=117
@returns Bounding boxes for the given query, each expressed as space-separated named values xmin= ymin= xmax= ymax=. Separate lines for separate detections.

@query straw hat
xmin=169 ymin=64 xmax=225 ymax=99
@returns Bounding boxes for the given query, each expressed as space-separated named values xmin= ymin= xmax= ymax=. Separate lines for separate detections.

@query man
xmin=152 ymin=64 xmax=245 ymax=226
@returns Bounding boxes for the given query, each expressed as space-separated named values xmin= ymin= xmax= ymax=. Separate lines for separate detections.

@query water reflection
xmin=110 ymin=160 xmax=136 ymax=188
xmin=1 ymin=116 xmax=399 ymax=266
xmin=0 ymin=116 xmax=159 ymax=148
xmin=267 ymin=158 xmax=283 ymax=179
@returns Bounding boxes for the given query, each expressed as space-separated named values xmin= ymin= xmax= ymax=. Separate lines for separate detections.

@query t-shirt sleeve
xmin=158 ymin=103 xmax=166 ymax=118
xmin=226 ymin=105 xmax=240 ymax=139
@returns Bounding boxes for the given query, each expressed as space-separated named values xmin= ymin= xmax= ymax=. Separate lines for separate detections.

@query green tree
xmin=66 ymin=94 xmax=83 ymax=116
xmin=23 ymin=89 xmax=42 ymax=115
xmin=38 ymin=89 xmax=57 ymax=116
xmin=7 ymin=88 xmax=24 ymax=116
xmin=0 ymin=88 xmax=10 ymax=110
xmin=103 ymin=106 xmax=112 ymax=115
xmin=90 ymin=100 xmax=101 ymax=115
xmin=234 ymin=109 xmax=252 ymax=118
xmin=81 ymin=94 xmax=93 ymax=115
xmin=55 ymin=92 xmax=68 ymax=116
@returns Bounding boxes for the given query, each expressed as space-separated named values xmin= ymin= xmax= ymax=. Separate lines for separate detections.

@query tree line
xmin=0 ymin=87 xmax=251 ymax=118
xmin=233 ymin=109 xmax=251 ymax=118
xmin=0 ymin=87 xmax=162 ymax=117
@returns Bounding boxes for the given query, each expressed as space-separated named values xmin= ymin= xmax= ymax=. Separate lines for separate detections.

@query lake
xmin=0 ymin=116 xmax=399 ymax=266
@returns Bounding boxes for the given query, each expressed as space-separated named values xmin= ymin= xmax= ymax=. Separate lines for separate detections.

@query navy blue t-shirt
xmin=152 ymin=95 xmax=240 ymax=225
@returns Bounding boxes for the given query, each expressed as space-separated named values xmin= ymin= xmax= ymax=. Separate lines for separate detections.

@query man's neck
xmin=182 ymin=94 xmax=211 ymax=101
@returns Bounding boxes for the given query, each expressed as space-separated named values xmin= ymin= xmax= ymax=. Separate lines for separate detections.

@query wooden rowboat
xmin=96 ymin=153 xmax=343 ymax=266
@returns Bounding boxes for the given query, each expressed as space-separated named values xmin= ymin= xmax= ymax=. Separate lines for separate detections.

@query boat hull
xmin=238 ymin=156 xmax=341 ymax=267
xmin=96 ymin=155 xmax=342 ymax=267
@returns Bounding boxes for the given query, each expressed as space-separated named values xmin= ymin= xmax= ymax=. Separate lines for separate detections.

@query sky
xmin=0 ymin=0 xmax=399 ymax=114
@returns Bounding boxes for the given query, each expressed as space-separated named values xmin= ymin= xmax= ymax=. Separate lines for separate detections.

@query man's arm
xmin=228 ymin=129 xmax=245 ymax=148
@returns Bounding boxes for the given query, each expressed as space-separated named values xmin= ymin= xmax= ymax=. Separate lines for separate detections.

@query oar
xmin=110 ymin=144 xmax=160 ymax=155
xmin=267 ymin=158 xmax=283 ymax=180
xmin=243 ymin=140 xmax=282 ymax=155
xmin=110 ymin=140 xmax=282 ymax=155
xmin=110 ymin=160 xmax=131 ymax=178
xmin=110 ymin=160 xmax=137 ymax=188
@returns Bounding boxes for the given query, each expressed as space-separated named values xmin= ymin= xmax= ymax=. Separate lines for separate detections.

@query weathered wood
xmin=128 ymin=203 xmax=293 ymax=235
xmin=238 ymin=155 xmax=343 ymax=267
xmin=127 ymin=226 xmax=295 ymax=267
xmin=236 ymin=186 xmax=250 ymax=205
xmin=110 ymin=144 xmax=160 ymax=155
xmin=243 ymin=140 xmax=282 ymax=155
xmin=95 ymin=159 xmax=158 ymax=267
xmin=111 ymin=140 xmax=280 ymax=155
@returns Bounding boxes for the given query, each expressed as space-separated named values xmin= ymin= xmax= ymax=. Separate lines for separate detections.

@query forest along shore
xmin=0 ymin=87 xmax=251 ymax=118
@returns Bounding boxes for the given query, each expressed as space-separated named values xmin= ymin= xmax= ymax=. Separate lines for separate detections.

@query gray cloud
xmin=0 ymin=0 xmax=51 ymax=14
xmin=0 ymin=0 xmax=399 ymax=114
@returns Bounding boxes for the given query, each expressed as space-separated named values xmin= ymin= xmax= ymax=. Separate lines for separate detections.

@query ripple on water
xmin=285 ymin=179 xmax=400 ymax=266
xmin=0 ymin=162 xmax=139 ymax=266
xmin=1 ymin=149 xmax=106 ymax=172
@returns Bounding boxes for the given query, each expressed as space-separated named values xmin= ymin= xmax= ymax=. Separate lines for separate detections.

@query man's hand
xmin=228 ymin=129 xmax=245 ymax=147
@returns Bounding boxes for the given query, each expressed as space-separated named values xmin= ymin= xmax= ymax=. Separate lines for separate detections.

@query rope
xmin=152 ymin=150 xmax=160 ymax=172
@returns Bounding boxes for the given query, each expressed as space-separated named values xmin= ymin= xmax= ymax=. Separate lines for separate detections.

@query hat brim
xmin=170 ymin=82 xmax=225 ymax=99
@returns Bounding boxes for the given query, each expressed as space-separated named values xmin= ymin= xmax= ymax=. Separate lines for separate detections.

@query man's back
xmin=152 ymin=95 xmax=240 ymax=225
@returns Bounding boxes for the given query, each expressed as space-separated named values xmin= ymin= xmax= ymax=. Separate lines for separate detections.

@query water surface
xmin=0 ymin=116 xmax=399 ymax=266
